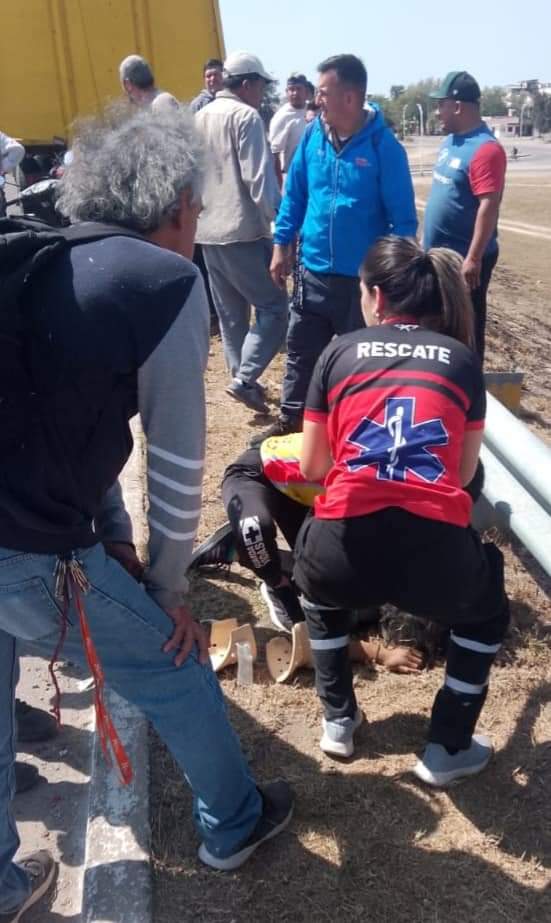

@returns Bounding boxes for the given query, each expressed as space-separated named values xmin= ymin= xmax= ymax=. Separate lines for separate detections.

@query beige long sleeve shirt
xmin=195 ymin=90 xmax=280 ymax=245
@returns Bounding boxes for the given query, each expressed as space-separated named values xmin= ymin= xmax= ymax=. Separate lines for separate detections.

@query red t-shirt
xmin=304 ymin=323 xmax=485 ymax=527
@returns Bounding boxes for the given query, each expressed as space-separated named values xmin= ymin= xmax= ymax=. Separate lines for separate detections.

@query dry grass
xmin=150 ymin=209 xmax=551 ymax=922
xmin=499 ymin=183 xmax=551 ymax=231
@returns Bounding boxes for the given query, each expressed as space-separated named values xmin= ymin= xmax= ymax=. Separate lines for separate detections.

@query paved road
xmin=407 ymin=136 xmax=551 ymax=175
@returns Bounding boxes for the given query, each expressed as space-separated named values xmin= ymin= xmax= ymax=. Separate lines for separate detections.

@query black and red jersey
xmin=304 ymin=322 xmax=485 ymax=527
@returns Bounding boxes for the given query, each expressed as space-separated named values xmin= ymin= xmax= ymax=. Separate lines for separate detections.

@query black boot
xmin=249 ymin=415 xmax=302 ymax=448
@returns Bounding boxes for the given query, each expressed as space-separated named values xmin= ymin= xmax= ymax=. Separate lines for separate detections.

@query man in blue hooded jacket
xmin=256 ymin=55 xmax=417 ymax=441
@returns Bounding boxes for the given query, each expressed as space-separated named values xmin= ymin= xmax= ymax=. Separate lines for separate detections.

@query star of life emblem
xmin=345 ymin=397 xmax=449 ymax=482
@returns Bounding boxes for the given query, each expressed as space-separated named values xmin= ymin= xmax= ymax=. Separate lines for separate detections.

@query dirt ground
xmin=150 ymin=182 xmax=551 ymax=923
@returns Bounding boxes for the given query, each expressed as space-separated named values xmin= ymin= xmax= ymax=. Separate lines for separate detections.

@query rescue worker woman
xmin=294 ymin=236 xmax=510 ymax=782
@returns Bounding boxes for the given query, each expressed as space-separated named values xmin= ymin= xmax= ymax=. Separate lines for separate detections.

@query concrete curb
xmin=82 ymin=689 xmax=152 ymax=923
xmin=78 ymin=417 xmax=152 ymax=922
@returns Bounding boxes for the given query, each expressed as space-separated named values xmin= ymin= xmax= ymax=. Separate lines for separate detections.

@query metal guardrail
xmin=474 ymin=392 xmax=551 ymax=576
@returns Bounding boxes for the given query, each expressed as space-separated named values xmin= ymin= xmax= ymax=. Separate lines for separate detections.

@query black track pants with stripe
xmin=293 ymin=508 xmax=509 ymax=749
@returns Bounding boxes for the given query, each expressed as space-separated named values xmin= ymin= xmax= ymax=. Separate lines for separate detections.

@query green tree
xmin=388 ymin=78 xmax=441 ymax=135
xmin=480 ymin=86 xmax=507 ymax=116
xmin=368 ymin=93 xmax=396 ymax=128
xmin=390 ymin=84 xmax=405 ymax=100
xmin=533 ymin=91 xmax=551 ymax=135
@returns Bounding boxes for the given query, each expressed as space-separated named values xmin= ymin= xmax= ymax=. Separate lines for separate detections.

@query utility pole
xmin=520 ymin=96 xmax=532 ymax=139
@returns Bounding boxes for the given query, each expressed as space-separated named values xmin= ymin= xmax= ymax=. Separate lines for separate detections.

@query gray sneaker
xmin=413 ymin=734 xmax=493 ymax=787
xmin=0 ymin=850 xmax=57 ymax=922
xmin=320 ymin=709 xmax=364 ymax=758
xmin=226 ymin=379 xmax=268 ymax=414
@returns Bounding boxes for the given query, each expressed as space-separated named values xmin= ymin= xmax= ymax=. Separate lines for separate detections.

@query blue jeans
xmin=202 ymin=240 xmax=288 ymax=384
xmin=0 ymin=544 xmax=261 ymax=913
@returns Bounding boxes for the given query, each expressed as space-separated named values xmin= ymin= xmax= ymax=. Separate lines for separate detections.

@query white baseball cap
xmin=223 ymin=51 xmax=274 ymax=82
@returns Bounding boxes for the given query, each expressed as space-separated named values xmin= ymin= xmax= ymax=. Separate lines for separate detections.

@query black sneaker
xmin=16 ymin=699 xmax=58 ymax=743
xmin=260 ymin=581 xmax=305 ymax=633
xmin=0 ymin=850 xmax=57 ymax=921
xmin=226 ymin=379 xmax=269 ymax=414
xmin=189 ymin=523 xmax=237 ymax=572
xmin=249 ymin=416 xmax=301 ymax=448
xmin=197 ymin=780 xmax=294 ymax=871
xmin=14 ymin=761 xmax=40 ymax=795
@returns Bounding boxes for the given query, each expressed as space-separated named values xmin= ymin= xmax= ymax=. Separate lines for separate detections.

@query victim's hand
xmin=382 ymin=645 xmax=424 ymax=674
xmin=163 ymin=604 xmax=210 ymax=667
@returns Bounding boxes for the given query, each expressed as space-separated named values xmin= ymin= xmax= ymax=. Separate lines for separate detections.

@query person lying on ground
xmin=189 ymin=432 xmax=452 ymax=674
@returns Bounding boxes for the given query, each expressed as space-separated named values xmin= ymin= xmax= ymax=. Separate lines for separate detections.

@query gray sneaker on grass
xmin=413 ymin=734 xmax=493 ymax=787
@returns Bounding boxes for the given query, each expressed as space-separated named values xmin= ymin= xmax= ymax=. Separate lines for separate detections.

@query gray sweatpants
xmin=202 ymin=239 xmax=288 ymax=384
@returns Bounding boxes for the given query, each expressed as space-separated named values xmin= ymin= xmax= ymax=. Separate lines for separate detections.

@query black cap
xmin=430 ymin=71 xmax=481 ymax=103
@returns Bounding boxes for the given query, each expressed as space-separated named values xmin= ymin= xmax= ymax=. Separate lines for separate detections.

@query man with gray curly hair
xmin=119 ymin=53 xmax=179 ymax=112
xmin=0 ymin=106 xmax=293 ymax=917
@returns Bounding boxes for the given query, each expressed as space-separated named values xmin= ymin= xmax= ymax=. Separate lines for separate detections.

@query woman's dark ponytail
xmin=426 ymin=248 xmax=475 ymax=350
xmin=360 ymin=237 xmax=475 ymax=349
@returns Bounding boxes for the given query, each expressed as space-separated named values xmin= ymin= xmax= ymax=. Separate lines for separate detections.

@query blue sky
xmin=218 ymin=0 xmax=550 ymax=96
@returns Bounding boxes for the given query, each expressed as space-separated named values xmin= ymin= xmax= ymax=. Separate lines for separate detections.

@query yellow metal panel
xmin=0 ymin=0 xmax=66 ymax=143
xmin=141 ymin=0 xmax=225 ymax=100
xmin=0 ymin=0 xmax=224 ymax=146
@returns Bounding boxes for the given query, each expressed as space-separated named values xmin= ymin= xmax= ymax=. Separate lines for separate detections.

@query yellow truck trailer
xmin=0 ymin=0 xmax=224 ymax=153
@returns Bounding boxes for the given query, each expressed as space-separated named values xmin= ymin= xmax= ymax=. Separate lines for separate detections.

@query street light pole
xmin=402 ymin=103 xmax=408 ymax=139
xmin=416 ymin=102 xmax=425 ymax=137
xmin=520 ymin=97 xmax=532 ymax=140
xmin=416 ymin=102 xmax=425 ymax=174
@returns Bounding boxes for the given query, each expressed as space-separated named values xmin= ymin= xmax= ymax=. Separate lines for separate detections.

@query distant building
xmin=505 ymin=79 xmax=551 ymax=105
xmin=486 ymin=114 xmax=520 ymax=138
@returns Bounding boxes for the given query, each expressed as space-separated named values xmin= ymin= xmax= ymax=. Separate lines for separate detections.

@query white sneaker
xmin=320 ymin=709 xmax=364 ymax=758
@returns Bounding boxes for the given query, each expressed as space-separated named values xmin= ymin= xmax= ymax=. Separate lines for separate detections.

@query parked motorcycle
xmin=1 ymin=144 xmax=68 ymax=226
xmin=1 ymin=174 xmax=67 ymax=227
xmin=18 ymin=177 xmax=67 ymax=226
